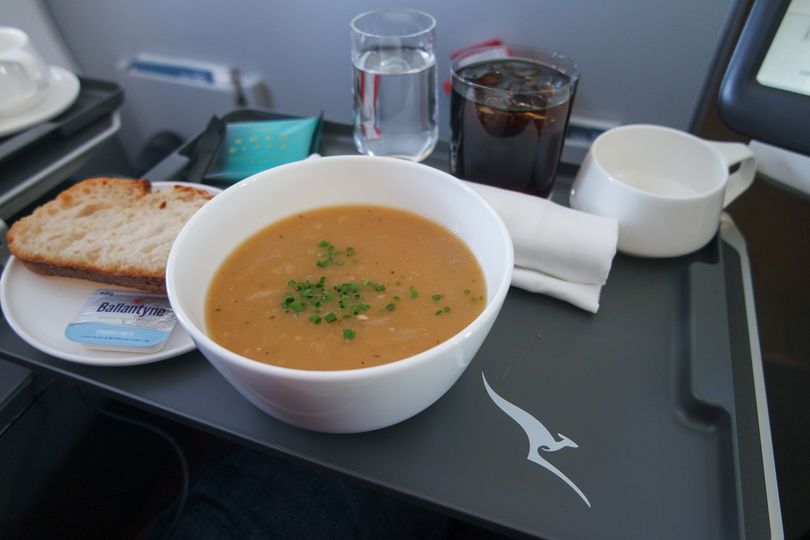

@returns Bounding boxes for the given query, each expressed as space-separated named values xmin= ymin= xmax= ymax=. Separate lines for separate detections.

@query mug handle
xmin=706 ymin=141 xmax=756 ymax=207
xmin=0 ymin=48 xmax=38 ymax=74
xmin=0 ymin=49 xmax=42 ymax=99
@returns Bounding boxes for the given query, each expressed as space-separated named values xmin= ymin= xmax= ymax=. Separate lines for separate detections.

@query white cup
xmin=570 ymin=124 xmax=756 ymax=257
xmin=0 ymin=27 xmax=51 ymax=118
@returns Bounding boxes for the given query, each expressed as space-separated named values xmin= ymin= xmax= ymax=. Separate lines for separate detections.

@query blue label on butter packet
xmin=65 ymin=289 xmax=177 ymax=353
xmin=206 ymin=117 xmax=321 ymax=182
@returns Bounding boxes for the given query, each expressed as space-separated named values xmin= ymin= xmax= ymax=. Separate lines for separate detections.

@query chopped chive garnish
xmin=315 ymin=240 xmax=355 ymax=268
xmin=435 ymin=309 xmax=443 ymax=316
xmin=432 ymin=294 xmax=443 ymax=302
xmin=282 ymin=265 xmax=419 ymax=341
xmin=350 ymin=303 xmax=370 ymax=315
xmin=335 ymin=282 xmax=358 ymax=293
xmin=464 ymin=289 xmax=471 ymax=295
xmin=443 ymin=306 xmax=450 ymax=312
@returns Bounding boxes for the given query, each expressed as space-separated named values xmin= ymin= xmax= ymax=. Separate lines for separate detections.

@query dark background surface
xmin=725 ymin=178 xmax=810 ymax=540
xmin=698 ymin=30 xmax=810 ymax=538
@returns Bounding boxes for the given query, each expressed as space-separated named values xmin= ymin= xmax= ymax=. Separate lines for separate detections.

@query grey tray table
xmin=0 ymin=118 xmax=782 ymax=539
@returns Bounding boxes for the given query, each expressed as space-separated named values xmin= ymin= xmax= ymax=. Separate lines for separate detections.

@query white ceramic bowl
xmin=167 ymin=155 xmax=513 ymax=433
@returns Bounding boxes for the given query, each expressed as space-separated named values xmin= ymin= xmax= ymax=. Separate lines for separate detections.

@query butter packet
xmin=205 ymin=116 xmax=322 ymax=182
xmin=65 ymin=289 xmax=177 ymax=353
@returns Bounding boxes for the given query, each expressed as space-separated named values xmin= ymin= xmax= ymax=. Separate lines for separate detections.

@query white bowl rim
xmin=167 ymin=155 xmax=514 ymax=382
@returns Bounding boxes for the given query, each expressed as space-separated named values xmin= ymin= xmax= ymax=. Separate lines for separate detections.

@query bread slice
xmin=7 ymin=177 xmax=214 ymax=293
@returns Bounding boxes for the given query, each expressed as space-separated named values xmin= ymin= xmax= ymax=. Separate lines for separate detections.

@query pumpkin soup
xmin=205 ymin=205 xmax=486 ymax=370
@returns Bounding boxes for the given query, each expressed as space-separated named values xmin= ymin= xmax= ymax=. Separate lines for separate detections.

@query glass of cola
xmin=450 ymin=46 xmax=580 ymax=198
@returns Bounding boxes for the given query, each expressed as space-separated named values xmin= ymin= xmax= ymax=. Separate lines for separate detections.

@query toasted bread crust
xmin=7 ymin=177 xmax=213 ymax=293
xmin=20 ymin=260 xmax=167 ymax=293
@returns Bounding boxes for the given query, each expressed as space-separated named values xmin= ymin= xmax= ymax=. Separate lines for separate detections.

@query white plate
xmin=0 ymin=182 xmax=221 ymax=366
xmin=0 ymin=66 xmax=81 ymax=138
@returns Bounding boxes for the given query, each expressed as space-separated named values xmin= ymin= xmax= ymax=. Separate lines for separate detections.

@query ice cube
xmin=481 ymin=90 xmax=510 ymax=111
xmin=510 ymin=93 xmax=547 ymax=111
xmin=474 ymin=99 xmax=529 ymax=136
xmin=506 ymin=61 xmax=542 ymax=81
xmin=470 ymin=68 xmax=503 ymax=88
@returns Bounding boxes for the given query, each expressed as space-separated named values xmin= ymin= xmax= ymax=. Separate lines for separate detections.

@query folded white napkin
xmin=466 ymin=182 xmax=618 ymax=313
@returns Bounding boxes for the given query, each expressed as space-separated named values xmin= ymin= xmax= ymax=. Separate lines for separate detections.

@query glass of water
xmin=351 ymin=9 xmax=438 ymax=161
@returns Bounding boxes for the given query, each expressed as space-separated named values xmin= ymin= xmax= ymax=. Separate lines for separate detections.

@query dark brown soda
xmin=450 ymin=59 xmax=575 ymax=197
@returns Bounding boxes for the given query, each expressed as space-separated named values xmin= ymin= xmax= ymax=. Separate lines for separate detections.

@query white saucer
xmin=0 ymin=182 xmax=221 ymax=366
xmin=0 ymin=66 xmax=81 ymax=138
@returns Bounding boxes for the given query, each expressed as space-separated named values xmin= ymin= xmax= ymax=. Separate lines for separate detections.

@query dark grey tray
xmin=0 ymin=77 xmax=123 ymax=164
xmin=0 ymin=113 xmax=779 ymax=539
xmin=0 ymin=78 xmax=123 ymax=222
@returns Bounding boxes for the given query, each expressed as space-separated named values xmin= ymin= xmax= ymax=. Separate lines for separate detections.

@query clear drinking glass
xmin=449 ymin=46 xmax=579 ymax=198
xmin=351 ymin=9 xmax=438 ymax=161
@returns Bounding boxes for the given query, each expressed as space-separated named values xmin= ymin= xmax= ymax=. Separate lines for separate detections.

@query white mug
xmin=0 ymin=27 xmax=51 ymax=118
xmin=570 ymin=124 xmax=756 ymax=257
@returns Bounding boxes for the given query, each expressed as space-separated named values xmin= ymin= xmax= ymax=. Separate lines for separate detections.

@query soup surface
xmin=205 ymin=205 xmax=486 ymax=370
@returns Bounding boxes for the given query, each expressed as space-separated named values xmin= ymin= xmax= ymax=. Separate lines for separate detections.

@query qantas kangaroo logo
xmin=482 ymin=373 xmax=591 ymax=508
